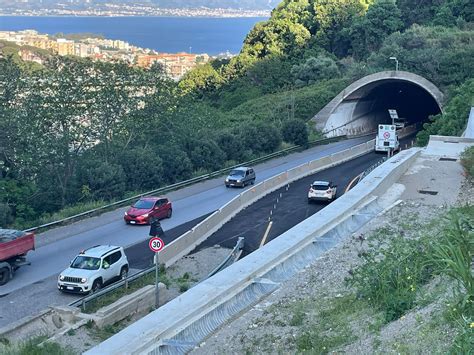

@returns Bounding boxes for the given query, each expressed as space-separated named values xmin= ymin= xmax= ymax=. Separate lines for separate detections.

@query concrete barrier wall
xmin=158 ymin=140 xmax=376 ymax=268
xmin=87 ymin=148 xmax=422 ymax=355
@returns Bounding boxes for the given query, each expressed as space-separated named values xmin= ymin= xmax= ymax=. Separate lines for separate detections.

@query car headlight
xmin=59 ymin=275 xmax=64 ymax=281
xmin=124 ymin=211 xmax=128 ymax=216
xmin=225 ymin=178 xmax=229 ymax=182
xmin=142 ymin=213 xmax=149 ymax=218
xmin=236 ymin=179 xmax=241 ymax=183
xmin=81 ymin=278 xmax=87 ymax=283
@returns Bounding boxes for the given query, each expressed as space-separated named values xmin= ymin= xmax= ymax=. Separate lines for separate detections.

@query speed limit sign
xmin=149 ymin=237 xmax=164 ymax=252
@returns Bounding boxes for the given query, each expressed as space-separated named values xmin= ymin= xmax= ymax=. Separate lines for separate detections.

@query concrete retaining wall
xmin=87 ymin=147 xmax=422 ymax=355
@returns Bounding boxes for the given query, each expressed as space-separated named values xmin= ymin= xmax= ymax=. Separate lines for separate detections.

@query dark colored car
xmin=124 ymin=197 xmax=172 ymax=225
xmin=225 ymin=167 xmax=256 ymax=188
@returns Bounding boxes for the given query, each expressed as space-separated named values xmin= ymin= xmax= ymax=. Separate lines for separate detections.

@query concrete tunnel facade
xmin=312 ymin=71 xmax=444 ymax=137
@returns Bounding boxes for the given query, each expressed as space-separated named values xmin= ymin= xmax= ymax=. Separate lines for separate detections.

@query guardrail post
xmin=82 ymin=298 xmax=86 ymax=312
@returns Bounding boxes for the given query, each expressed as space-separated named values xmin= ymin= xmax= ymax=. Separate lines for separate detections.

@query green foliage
xmin=368 ymin=26 xmax=474 ymax=89
xmin=281 ymin=119 xmax=309 ymax=146
xmin=291 ymin=55 xmax=340 ymax=86
xmin=77 ymin=160 xmax=127 ymax=201
xmin=416 ymin=79 xmax=474 ymax=145
xmin=228 ymin=78 xmax=348 ymax=123
xmin=350 ymin=0 xmax=403 ymax=60
xmin=156 ymin=145 xmax=193 ymax=184
xmin=460 ymin=146 xmax=474 ymax=177
xmin=0 ymin=336 xmax=75 ymax=355
xmin=215 ymin=131 xmax=246 ymax=161
xmin=236 ymin=122 xmax=282 ymax=154
xmin=347 ymin=227 xmax=434 ymax=322
xmin=186 ymin=139 xmax=226 ymax=171
xmin=117 ymin=147 xmax=163 ymax=191
xmin=242 ymin=19 xmax=311 ymax=59
xmin=294 ymin=295 xmax=359 ymax=352
xmin=178 ymin=63 xmax=223 ymax=97
xmin=430 ymin=211 xmax=473 ymax=307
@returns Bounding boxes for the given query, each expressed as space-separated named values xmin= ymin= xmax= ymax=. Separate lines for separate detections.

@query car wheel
xmin=167 ymin=209 xmax=172 ymax=218
xmin=251 ymin=179 xmax=255 ymax=185
xmin=0 ymin=267 xmax=10 ymax=286
xmin=120 ymin=266 xmax=128 ymax=280
xmin=307 ymin=198 xmax=312 ymax=204
xmin=91 ymin=279 xmax=102 ymax=294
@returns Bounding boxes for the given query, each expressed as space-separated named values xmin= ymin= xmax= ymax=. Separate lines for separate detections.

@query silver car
xmin=225 ymin=167 xmax=256 ymax=188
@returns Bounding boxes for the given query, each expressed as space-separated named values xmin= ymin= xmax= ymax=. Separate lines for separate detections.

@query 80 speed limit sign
xmin=149 ymin=237 xmax=165 ymax=252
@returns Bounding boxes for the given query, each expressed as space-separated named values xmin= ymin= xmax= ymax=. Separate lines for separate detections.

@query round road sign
xmin=383 ymin=132 xmax=390 ymax=139
xmin=149 ymin=237 xmax=164 ymax=252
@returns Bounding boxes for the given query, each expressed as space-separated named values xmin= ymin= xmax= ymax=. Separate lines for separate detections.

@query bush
xmin=187 ymin=139 xmax=226 ymax=171
xmin=282 ymin=119 xmax=309 ymax=146
xmin=78 ymin=161 xmax=127 ymax=201
xmin=347 ymin=228 xmax=434 ymax=322
xmin=416 ymin=78 xmax=474 ymax=145
xmin=460 ymin=146 xmax=474 ymax=177
xmin=156 ymin=145 xmax=193 ymax=184
xmin=118 ymin=147 xmax=163 ymax=191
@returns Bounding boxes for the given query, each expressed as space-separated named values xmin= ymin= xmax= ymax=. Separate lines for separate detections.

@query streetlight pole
xmin=389 ymin=56 xmax=399 ymax=71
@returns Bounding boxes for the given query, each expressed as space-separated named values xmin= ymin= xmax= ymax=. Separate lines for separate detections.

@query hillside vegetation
xmin=0 ymin=0 xmax=473 ymax=230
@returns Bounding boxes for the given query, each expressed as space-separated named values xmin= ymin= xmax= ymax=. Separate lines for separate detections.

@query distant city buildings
xmin=0 ymin=29 xmax=230 ymax=80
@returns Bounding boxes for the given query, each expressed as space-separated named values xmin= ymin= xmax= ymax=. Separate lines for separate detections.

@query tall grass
xmin=431 ymin=210 xmax=473 ymax=306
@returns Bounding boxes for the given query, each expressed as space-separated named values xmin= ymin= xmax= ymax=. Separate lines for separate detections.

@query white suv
xmin=308 ymin=180 xmax=337 ymax=203
xmin=58 ymin=245 xmax=129 ymax=294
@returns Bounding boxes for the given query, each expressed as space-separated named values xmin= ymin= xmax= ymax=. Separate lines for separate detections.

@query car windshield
xmin=70 ymin=256 xmax=101 ymax=270
xmin=312 ymin=184 xmax=329 ymax=190
xmin=230 ymin=170 xmax=245 ymax=177
xmin=133 ymin=199 xmax=154 ymax=209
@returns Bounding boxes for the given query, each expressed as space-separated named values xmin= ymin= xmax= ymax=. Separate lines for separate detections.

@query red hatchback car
xmin=124 ymin=197 xmax=172 ymax=225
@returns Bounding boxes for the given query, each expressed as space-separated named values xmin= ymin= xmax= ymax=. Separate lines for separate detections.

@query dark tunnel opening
xmin=354 ymin=80 xmax=442 ymax=127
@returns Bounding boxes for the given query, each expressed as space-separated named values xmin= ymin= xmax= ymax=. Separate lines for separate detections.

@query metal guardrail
xmin=360 ymin=158 xmax=387 ymax=181
xmin=69 ymin=237 xmax=246 ymax=312
xmin=25 ymin=136 xmax=346 ymax=233
xmin=207 ymin=237 xmax=244 ymax=278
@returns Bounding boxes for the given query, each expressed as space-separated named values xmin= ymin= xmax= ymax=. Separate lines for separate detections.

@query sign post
xmin=388 ymin=109 xmax=399 ymax=125
xmin=149 ymin=237 xmax=164 ymax=308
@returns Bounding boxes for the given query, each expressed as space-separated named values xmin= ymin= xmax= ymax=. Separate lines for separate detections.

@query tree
xmin=178 ymin=63 xmax=223 ymax=97
xmin=242 ymin=19 xmax=311 ymax=59
xmin=117 ymin=147 xmax=164 ymax=191
xmin=77 ymin=160 xmax=127 ymax=201
xmin=282 ymin=119 xmax=309 ymax=146
xmin=156 ymin=145 xmax=193 ymax=184
xmin=312 ymin=0 xmax=367 ymax=57
xmin=350 ymin=0 xmax=403 ymax=60
xmin=186 ymin=139 xmax=226 ymax=171
xmin=416 ymin=79 xmax=474 ymax=146
xmin=291 ymin=55 xmax=340 ymax=86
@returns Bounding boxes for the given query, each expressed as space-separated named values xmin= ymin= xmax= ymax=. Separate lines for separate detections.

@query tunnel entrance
xmin=312 ymin=71 xmax=444 ymax=137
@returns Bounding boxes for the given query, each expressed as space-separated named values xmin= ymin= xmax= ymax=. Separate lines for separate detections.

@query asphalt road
xmin=197 ymin=151 xmax=384 ymax=255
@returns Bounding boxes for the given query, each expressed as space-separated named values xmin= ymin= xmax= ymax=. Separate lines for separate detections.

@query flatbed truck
xmin=0 ymin=229 xmax=35 ymax=285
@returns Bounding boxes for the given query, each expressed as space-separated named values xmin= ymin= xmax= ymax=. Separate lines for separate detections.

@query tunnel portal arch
xmin=312 ymin=71 xmax=444 ymax=137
